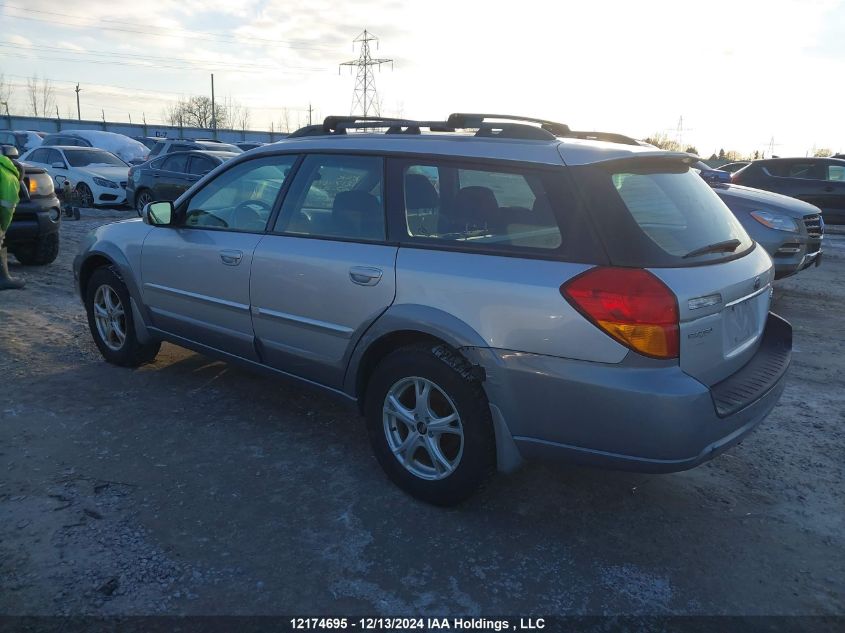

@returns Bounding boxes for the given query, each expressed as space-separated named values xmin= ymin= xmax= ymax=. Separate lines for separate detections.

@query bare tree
xmin=25 ymin=76 xmax=55 ymax=117
xmin=163 ymin=96 xmax=228 ymax=129
xmin=219 ymin=96 xmax=251 ymax=131
xmin=643 ymin=132 xmax=681 ymax=151
xmin=0 ymin=74 xmax=11 ymax=115
xmin=279 ymin=107 xmax=292 ymax=133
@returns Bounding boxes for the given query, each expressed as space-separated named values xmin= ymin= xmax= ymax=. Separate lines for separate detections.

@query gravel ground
xmin=1 ymin=208 xmax=843 ymax=616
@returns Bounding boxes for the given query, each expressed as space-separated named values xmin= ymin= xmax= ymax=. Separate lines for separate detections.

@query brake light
xmin=561 ymin=267 xmax=679 ymax=359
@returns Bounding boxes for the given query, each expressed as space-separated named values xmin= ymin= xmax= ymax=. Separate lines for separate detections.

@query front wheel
xmin=76 ymin=182 xmax=95 ymax=208
xmin=364 ymin=344 xmax=496 ymax=506
xmin=85 ymin=266 xmax=160 ymax=367
xmin=12 ymin=233 xmax=59 ymax=265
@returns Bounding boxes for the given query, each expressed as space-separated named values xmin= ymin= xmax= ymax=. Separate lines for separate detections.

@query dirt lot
xmin=1 ymin=209 xmax=844 ymax=617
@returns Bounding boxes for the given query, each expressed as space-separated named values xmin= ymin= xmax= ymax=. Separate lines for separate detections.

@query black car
xmin=126 ymin=150 xmax=237 ymax=214
xmin=236 ymin=141 xmax=266 ymax=151
xmin=1 ymin=146 xmax=61 ymax=266
xmin=147 ymin=139 xmax=243 ymax=160
xmin=732 ymin=157 xmax=845 ymax=224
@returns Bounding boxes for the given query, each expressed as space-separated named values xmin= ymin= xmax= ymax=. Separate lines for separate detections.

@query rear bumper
xmin=475 ymin=312 xmax=791 ymax=473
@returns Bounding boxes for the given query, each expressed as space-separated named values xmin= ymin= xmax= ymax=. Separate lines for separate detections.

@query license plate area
xmin=723 ymin=296 xmax=759 ymax=356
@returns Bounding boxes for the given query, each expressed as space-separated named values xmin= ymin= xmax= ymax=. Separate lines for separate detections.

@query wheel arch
xmin=344 ymin=304 xmax=490 ymax=408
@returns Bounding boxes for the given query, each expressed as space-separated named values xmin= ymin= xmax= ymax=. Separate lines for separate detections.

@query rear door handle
xmin=219 ymin=249 xmax=243 ymax=266
xmin=349 ymin=266 xmax=383 ymax=286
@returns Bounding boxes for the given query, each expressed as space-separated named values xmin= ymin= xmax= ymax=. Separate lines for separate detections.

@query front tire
xmin=85 ymin=266 xmax=160 ymax=367
xmin=76 ymin=182 xmax=95 ymax=208
xmin=365 ymin=344 xmax=495 ymax=506
xmin=12 ymin=233 xmax=59 ymax=266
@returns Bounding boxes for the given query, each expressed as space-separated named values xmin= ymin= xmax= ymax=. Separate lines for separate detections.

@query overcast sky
xmin=1 ymin=0 xmax=843 ymax=156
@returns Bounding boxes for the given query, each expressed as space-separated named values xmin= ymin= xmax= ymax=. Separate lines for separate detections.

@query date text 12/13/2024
xmin=290 ymin=618 xmax=547 ymax=631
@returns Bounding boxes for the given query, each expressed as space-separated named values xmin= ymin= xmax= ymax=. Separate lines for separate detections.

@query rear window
xmin=574 ymin=160 xmax=753 ymax=267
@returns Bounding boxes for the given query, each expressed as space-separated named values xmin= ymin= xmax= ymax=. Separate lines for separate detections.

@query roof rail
xmin=563 ymin=130 xmax=641 ymax=146
xmin=286 ymin=113 xmax=572 ymax=141
xmin=446 ymin=113 xmax=570 ymax=137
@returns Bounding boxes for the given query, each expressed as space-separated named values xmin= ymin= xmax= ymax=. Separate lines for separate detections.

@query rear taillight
xmin=561 ymin=267 xmax=679 ymax=359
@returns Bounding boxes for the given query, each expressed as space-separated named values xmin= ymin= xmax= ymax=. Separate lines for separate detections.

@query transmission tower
xmin=339 ymin=29 xmax=393 ymax=117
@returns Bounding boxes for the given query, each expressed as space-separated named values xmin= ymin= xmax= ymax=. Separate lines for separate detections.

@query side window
xmin=787 ymin=163 xmax=821 ymax=179
xmin=28 ymin=148 xmax=49 ymax=163
xmin=148 ymin=143 xmax=164 ymax=158
xmin=400 ymin=160 xmax=562 ymax=251
xmin=826 ymin=165 xmax=845 ymax=182
xmin=162 ymin=154 xmax=188 ymax=173
xmin=149 ymin=157 xmax=166 ymax=170
xmin=184 ymin=155 xmax=297 ymax=232
xmin=47 ymin=149 xmax=65 ymax=166
xmin=275 ymin=154 xmax=385 ymax=241
xmin=189 ymin=155 xmax=217 ymax=176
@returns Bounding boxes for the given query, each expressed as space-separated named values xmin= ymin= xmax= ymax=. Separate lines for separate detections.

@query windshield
xmin=65 ymin=150 xmax=127 ymax=168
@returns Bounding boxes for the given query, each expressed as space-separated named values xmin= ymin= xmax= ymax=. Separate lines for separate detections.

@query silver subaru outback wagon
xmin=74 ymin=114 xmax=792 ymax=505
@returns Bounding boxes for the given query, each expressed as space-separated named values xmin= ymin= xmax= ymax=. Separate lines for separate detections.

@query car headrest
xmin=332 ymin=190 xmax=383 ymax=240
xmin=404 ymin=173 xmax=439 ymax=209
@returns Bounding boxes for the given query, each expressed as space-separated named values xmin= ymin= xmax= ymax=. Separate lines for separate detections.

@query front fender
xmin=74 ymin=219 xmax=154 ymax=337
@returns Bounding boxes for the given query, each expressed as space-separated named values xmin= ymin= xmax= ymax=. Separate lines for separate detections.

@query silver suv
xmin=74 ymin=114 xmax=792 ymax=505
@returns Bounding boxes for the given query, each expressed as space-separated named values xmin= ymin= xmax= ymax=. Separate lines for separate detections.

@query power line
xmin=0 ymin=41 xmax=328 ymax=73
xmin=339 ymin=29 xmax=393 ymax=117
xmin=0 ymin=3 xmax=340 ymax=52
xmin=0 ymin=44 xmax=326 ymax=76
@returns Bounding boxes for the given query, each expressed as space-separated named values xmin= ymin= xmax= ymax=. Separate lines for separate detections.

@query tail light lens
xmin=561 ymin=267 xmax=679 ymax=359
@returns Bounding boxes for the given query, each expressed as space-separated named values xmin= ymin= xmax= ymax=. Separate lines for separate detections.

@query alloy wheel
xmin=93 ymin=285 xmax=126 ymax=351
xmin=383 ymin=376 xmax=464 ymax=481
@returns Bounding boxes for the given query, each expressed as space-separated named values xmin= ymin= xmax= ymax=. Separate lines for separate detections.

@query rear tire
xmin=85 ymin=266 xmax=160 ymax=367
xmin=364 ymin=344 xmax=495 ymax=506
xmin=135 ymin=188 xmax=153 ymax=217
xmin=12 ymin=233 xmax=59 ymax=266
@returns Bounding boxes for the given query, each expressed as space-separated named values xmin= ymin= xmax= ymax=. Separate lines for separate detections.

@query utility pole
xmin=308 ymin=102 xmax=313 ymax=126
xmin=210 ymin=73 xmax=217 ymax=139
xmin=75 ymin=83 xmax=81 ymax=120
xmin=339 ymin=29 xmax=393 ymax=116
xmin=128 ymin=113 xmax=132 ymax=125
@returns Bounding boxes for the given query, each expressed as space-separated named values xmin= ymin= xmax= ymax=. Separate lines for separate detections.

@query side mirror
xmin=143 ymin=201 xmax=175 ymax=226
xmin=51 ymin=162 xmax=66 ymax=170
xmin=1 ymin=144 xmax=19 ymax=159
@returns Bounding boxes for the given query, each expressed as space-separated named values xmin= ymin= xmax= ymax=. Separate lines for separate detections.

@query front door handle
xmin=220 ymin=249 xmax=243 ymax=266
xmin=349 ymin=266 xmax=383 ymax=286
xmin=824 ymin=185 xmax=834 ymax=192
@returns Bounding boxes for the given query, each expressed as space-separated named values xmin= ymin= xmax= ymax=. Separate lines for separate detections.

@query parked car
xmin=41 ymin=130 xmax=148 ymax=165
xmin=731 ymin=157 xmax=845 ymax=224
xmin=22 ymin=146 xmax=129 ymax=208
xmin=132 ymin=136 xmax=163 ymax=151
xmin=1 ymin=145 xmax=61 ymax=265
xmin=147 ymin=138 xmax=243 ymax=159
xmin=689 ymin=162 xmax=823 ymax=278
xmin=718 ymin=161 xmax=750 ymax=173
xmin=0 ymin=130 xmax=44 ymax=154
xmin=75 ymin=113 xmax=791 ymax=505
xmin=126 ymin=150 xmax=237 ymax=214
xmin=236 ymin=141 xmax=266 ymax=151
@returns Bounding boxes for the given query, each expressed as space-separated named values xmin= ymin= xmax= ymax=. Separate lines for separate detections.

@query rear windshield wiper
xmin=682 ymin=238 xmax=741 ymax=259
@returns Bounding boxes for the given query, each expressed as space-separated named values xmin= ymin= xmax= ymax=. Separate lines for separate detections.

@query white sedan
xmin=21 ymin=146 xmax=130 ymax=208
